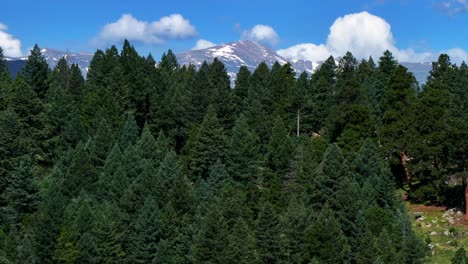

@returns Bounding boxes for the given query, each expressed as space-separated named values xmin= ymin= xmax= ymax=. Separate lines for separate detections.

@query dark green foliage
xmin=34 ymin=168 xmax=66 ymax=264
xmin=193 ymin=200 xmax=229 ymax=264
xmin=22 ymin=44 xmax=49 ymax=98
xmin=1 ymin=155 xmax=39 ymax=226
xmin=1 ymin=42 xmax=440 ymax=263
xmin=129 ymin=197 xmax=161 ymax=264
xmin=304 ymin=208 xmax=350 ymax=263
xmin=63 ymin=142 xmax=98 ymax=198
xmin=255 ymin=202 xmax=284 ymax=263
xmin=226 ymin=114 xmax=260 ymax=183
xmin=188 ymin=105 xmax=226 ymax=180
xmin=452 ymin=248 xmax=468 ymax=264
xmin=225 ymin=218 xmax=259 ymax=264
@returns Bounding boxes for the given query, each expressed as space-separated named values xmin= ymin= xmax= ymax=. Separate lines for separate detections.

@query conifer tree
xmin=22 ymin=45 xmax=49 ymax=98
xmin=0 ymin=47 xmax=11 ymax=89
xmin=309 ymin=56 xmax=336 ymax=133
xmin=226 ymin=114 xmax=260 ymax=183
xmin=189 ymin=105 xmax=225 ymax=179
xmin=225 ymin=218 xmax=259 ymax=264
xmin=233 ymin=65 xmax=251 ymax=112
xmin=310 ymin=143 xmax=349 ymax=210
xmin=1 ymin=155 xmax=39 ymax=226
xmin=255 ymin=201 xmax=283 ymax=264
xmin=193 ymin=200 xmax=229 ymax=263
xmin=34 ymin=168 xmax=66 ymax=264
xmin=380 ymin=65 xmax=417 ymax=191
xmin=119 ymin=112 xmax=139 ymax=150
xmin=63 ymin=142 xmax=98 ymax=198
xmin=129 ymin=197 xmax=161 ymax=264
xmin=304 ymin=208 xmax=350 ymax=263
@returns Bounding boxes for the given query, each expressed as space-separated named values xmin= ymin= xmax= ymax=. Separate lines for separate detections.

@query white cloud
xmin=277 ymin=43 xmax=330 ymax=62
xmin=151 ymin=14 xmax=198 ymax=39
xmin=192 ymin=39 xmax=216 ymax=50
xmin=0 ymin=23 xmax=22 ymax=57
xmin=277 ymin=11 xmax=447 ymax=63
xmin=242 ymin=24 xmax=279 ymax=46
xmin=326 ymin=12 xmax=394 ymax=59
xmin=93 ymin=13 xmax=197 ymax=45
xmin=443 ymin=48 xmax=468 ymax=63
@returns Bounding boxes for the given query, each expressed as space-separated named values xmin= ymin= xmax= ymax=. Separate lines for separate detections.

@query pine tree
xmin=75 ymin=232 xmax=99 ymax=264
xmin=92 ymin=202 xmax=126 ymax=264
xmin=34 ymin=168 xmax=66 ymax=264
xmin=189 ymin=105 xmax=226 ymax=180
xmin=266 ymin=116 xmax=293 ymax=175
xmin=6 ymin=76 xmax=46 ymax=162
xmin=225 ymin=218 xmax=259 ymax=264
xmin=22 ymin=44 xmax=49 ymax=98
xmin=225 ymin=114 xmax=260 ymax=183
xmin=208 ymin=58 xmax=236 ymax=129
xmin=193 ymin=200 xmax=229 ymax=263
xmin=119 ymin=112 xmax=139 ymax=150
xmin=233 ymin=65 xmax=251 ymax=112
xmin=304 ymin=208 xmax=350 ymax=263
xmin=96 ymin=144 xmax=128 ymax=202
xmin=16 ymin=231 xmax=38 ymax=264
xmin=63 ymin=142 xmax=98 ymax=198
xmin=380 ymin=65 xmax=417 ymax=191
xmin=310 ymin=143 xmax=349 ymax=210
xmin=0 ymin=47 xmax=11 ymax=92
xmin=1 ymin=155 xmax=39 ymax=226
xmin=310 ymin=56 xmax=336 ymax=133
xmin=129 ymin=197 xmax=161 ymax=264
xmin=328 ymin=52 xmax=375 ymax=155
xmin=255 ymin=201 xmax=283 ymax=264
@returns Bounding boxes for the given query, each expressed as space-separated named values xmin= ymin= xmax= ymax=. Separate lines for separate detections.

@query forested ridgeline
xmin=0 ymin=39 xmax=466 ymax=263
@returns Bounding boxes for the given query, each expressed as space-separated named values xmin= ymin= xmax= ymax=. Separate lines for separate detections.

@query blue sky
xmin=1 ymin=0 xmax=468 ymax=62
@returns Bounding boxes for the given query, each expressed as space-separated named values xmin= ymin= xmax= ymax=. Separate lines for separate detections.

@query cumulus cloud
xmin=93 ymin=13 xmax=197 ymax=45
xmin=277 ymin=43 xmax=331 ymax=62
xmin=0 ymin=23 xmax=22 ymax=57
xmin=435 ymin=0 xmax=468 ymax=15
xmin=242 ymin=24 xmax=279 ymax=46
xmin=277 ymin=11 xmax=444 ymax=63
xmin=443 ymin=48 xmax=468 ymax=62
xmin=192 ymin=39 xmax=216 ymax=50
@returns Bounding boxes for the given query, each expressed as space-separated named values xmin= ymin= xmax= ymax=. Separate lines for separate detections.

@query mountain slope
xmin=6 ymin=49 xmax=93 ymax=78
xmin=176 ymin=40 xmax=318 ymax=81
xmin=177 ymin=40 xmax=431 ymax=85
xmin=4 ymin=42 xmax=431 ymax=85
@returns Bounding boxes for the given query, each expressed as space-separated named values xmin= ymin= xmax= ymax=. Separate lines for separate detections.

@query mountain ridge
xmin=5 ymin=41 xmax=431 ymax=84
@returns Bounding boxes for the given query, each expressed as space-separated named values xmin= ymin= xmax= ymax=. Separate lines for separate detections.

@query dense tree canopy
xmin=1 ymin=42 xmax=466 ymax=263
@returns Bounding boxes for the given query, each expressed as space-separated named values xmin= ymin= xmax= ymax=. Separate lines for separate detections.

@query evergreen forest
xmin=0 ymin=40 xmax=467 ymax=263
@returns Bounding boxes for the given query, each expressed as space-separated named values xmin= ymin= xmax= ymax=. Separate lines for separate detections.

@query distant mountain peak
xmin=177 ymin=40 xmax=317 ymax=84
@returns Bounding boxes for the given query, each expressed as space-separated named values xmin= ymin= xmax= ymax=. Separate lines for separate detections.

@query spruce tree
xmin=255 ymin=201 xmax=283 ymax=264
xmin=129 ymin=197 xmax=161 ymax=264
xmin=193 ymin=200 xmax=229 ymax=263
xmin=225 ymin=114 xmax=260 ymax=183
xmin=225 ymin=218 xmax=259 ymax=264
xmin=189 ymin=105 xmax=226 ymax=180
xmin=304 ymin=208 xmax=350 ymax=263
xmin=22 ymin=44 xmax=49 ymax=98
xmin=1 ymin=155 xmax=39 ymax=226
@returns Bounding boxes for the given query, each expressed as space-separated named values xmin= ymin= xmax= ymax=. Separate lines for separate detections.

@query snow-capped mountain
xmin=176 ymin=40 xmax=431 ymax=85
xmin=5 ymin=41 xmax=431 ymax=85
xmin=6 ymin=49 xmax=93 ymax=77
xmin=176 ymin=40 xmax=320 ymax=81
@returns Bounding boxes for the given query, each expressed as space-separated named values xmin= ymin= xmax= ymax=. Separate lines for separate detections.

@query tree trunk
xmin=401 ymin=150 xmax=412 ymax=194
